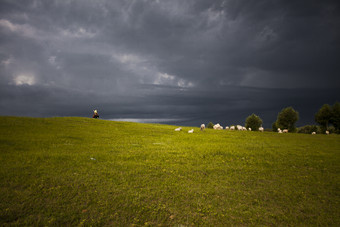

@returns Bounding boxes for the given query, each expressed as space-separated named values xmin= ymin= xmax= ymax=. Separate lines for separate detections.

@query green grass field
xmin=0 ymin=116 xmax=339 ymax=226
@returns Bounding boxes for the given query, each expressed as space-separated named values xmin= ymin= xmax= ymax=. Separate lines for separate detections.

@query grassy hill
xmin=0 ymin=116 xmax=339 ymax=226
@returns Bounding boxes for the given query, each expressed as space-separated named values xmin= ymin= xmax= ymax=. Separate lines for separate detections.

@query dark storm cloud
xmin=1 ymin=0 xmax=339 ymax=127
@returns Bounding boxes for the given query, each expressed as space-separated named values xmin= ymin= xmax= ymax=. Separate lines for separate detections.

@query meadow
xmin=0 ymin=116 xmax=339 ymax=226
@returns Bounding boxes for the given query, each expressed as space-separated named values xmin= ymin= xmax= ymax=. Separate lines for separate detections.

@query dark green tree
xmin=245 ymin=114 xmax=263 ymax=131
xmin=331 ymin=101 xmax=340 ymax=133
xmin=207 ymin=122 xmax=214 ymax=129
xmin=272 ymin=122 xmax=278 ymax=132
xmin=276 ymin=107 xmax=299 ymax=132
xmin=315 ymin=104 xmax=332 ymax=131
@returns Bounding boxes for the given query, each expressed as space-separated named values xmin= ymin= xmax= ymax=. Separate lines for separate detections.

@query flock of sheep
xmin=174 ymin=123 xmax=265 ymax=133
xmin=175 ymin=124 xmax=330 ymax=134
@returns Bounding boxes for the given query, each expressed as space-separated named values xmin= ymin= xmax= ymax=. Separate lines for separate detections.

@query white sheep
xmin=225 ymin=126 xmax=229 ymax=130
xmin=213 ymin=123 xmax=223 ymax=130
xmin=242 ymin=127 xmax=247 ymax=131
xmin=200 ymin=124 xmax=205 ymax=131
xmin=230 ymin=126 xmax=235 ymax=130
xmin=312 ymin=131 xmax=316 ymax=135
xmin=259 ymin=127 xmax=264 ymax=132
xmin=236 ymin=125 xmax=243 ymax=131
xmin=278 ymin=129 xmax=282 ymax=133
xmin=326 ymin=130 xmax=329 ymax=135
xmin=248 ymin=128 xmax=252 ymax=131
xmin=283 ymin=129 xmax=288 ymax=133
xmin=174 ymin=127 xmax=182 ymax=131
xmin=188 ymin=129 xmax=194 ymax=133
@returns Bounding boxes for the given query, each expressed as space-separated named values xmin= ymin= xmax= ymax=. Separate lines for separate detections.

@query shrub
xmin=207 ymin=122 xmax=214 ymax=129
xmin=297 ymin=125 xmax=319 ymax=134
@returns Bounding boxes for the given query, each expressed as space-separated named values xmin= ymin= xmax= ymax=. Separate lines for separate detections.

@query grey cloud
xmin=0 ymin=0 xmax=339 ymax=127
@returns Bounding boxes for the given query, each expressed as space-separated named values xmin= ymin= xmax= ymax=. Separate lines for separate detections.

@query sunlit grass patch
xmin=0 ymin=116 xmax=339 ymax=226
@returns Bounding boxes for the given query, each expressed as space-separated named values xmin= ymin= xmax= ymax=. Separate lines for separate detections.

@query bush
xmin=298 ymin=125 xmax=336 ymax=134
xmin=297 ymin=125 xmax=319 ymax=134
xmin=245 ymin=114 xmax=263 ymax=131
xmin=207 ymin=122 xmax=214 ymax=129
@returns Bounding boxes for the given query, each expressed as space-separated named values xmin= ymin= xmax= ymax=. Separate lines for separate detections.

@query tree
xmin=245 ymin=114 xmax=262 ymax=131
xmin=315 ymin=104 xmax=332 ymax=131
xmin=331 ymin=101 xmax=340 ymax=133
xmin=207 ymin=122 xmax=214 ymax=129
xmin=276 ymin=107 xmax=299 ymax=132
xmin=272 ymin=122 xmax=278 ymax=132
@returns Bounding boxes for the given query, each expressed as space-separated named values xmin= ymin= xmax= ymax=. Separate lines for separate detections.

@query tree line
xmin=206 ymin=101 xmax=340 ymax=134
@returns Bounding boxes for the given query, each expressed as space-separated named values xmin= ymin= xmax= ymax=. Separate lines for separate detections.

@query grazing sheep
xmin=259 ymin=127 xmax=264 ymax=132
xmin=225 ymin=126 xmax=229 ymax=130
xmin=278 ymin=129 xmax=283 ymax=133
xmin=188 ymin=129 xmax=194 ymax=133
xmin=230 ymin=126 xmax=235 ymax=130
xmin=242 ymin=127 xmax=247 ymax=131
xmin=283 ymin=129 xmax=288 ymax=133
xmin=175 ymin=127 xmax=182 ymax=131
xmin=326 ymin=130 xmax=329 ymax=135
xmin=248 ymin=128 xmax=252 ymax=131
xmin=213 ymin=123 xmax=223 ymax=130
xmin=236 ymin=125 xmax=243 ymax=131
xmin=200 ymin=124 xmax=205 ymax=131
xmin=312 ymin=131 xmax=316 ymax=135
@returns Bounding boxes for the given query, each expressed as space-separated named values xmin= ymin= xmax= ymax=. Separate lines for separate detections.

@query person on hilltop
xmin=92 ymin=110 xmax=99 ymax=118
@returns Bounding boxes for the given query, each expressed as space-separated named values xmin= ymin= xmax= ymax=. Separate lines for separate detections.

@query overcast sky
xmin=1 ymin=0 xmax=339 ymax=127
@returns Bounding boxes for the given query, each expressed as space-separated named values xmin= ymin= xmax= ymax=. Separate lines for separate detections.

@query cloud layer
xmin=1 ymin=0 xmax=340 ymax=127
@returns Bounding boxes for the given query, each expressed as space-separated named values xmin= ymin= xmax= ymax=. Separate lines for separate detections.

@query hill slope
xmin=0 ymin=116 xmax=339 ymax=226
